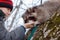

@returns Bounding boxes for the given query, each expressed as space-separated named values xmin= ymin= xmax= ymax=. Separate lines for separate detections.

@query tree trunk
xmin=25 ymin=2 xmax=60 ymax=40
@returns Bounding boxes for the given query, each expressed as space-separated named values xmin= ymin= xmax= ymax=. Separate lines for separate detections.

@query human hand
xmin=24 ymin=20 xmax=35 ymax=29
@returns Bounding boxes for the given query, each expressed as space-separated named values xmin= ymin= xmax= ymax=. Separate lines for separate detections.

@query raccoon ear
xmin=27 ymin=8 xmax=31 ymax=13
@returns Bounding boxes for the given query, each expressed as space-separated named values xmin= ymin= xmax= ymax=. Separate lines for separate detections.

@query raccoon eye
xmin=33 ymin=10 xmax=35 ymax=12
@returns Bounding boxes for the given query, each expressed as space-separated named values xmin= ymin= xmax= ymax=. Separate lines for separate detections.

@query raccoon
xmin=22 ymin=1 xmax=60 ymax=24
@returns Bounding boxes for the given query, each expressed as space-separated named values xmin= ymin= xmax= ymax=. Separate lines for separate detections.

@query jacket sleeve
xmin=0 ymin=17 xmax=26 ymax=40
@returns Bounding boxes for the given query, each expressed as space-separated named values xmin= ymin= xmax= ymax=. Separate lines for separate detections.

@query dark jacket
xmin=0 ymin=10 xmax=26 ymax=40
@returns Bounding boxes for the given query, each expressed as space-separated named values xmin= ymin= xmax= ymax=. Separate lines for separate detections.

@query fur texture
xmin=22 ymin=1 xmax=60 ymax=24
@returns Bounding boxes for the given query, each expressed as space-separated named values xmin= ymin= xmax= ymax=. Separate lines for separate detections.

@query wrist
xmin=24 ymin=24 xmax=27 ymax=29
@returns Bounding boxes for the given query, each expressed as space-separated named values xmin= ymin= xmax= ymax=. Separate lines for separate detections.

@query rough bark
xmin=23 ymin=1 xmax=60 ymax=40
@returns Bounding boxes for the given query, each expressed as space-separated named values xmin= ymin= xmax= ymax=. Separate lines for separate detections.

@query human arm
xmin=0 ymin=10 xmax=26 ymax=40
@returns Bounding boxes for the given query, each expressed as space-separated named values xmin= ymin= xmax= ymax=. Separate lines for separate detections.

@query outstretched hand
xmin=24 ymin=20 xmax=35 ymax=29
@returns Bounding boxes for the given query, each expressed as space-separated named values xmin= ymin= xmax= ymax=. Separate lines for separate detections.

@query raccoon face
xmin=22 ymin=7 xmax=38 ymax=23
